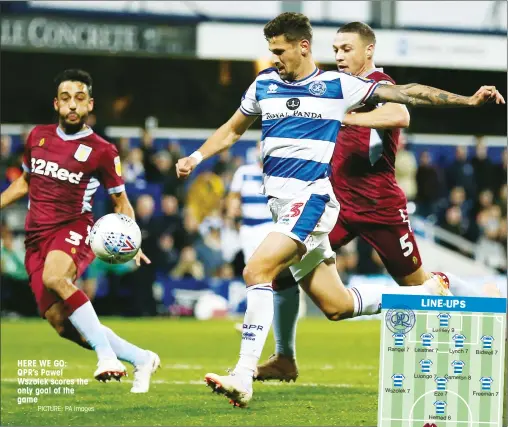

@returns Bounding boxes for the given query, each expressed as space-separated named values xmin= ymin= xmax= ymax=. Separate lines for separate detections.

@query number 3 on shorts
xmin=65 ymin=231 xmax=83 ymax=246
xmin=65 ymin=226 xmax=92 ymax=246
xmin=399 ymin=233 xmax=413 ymax=257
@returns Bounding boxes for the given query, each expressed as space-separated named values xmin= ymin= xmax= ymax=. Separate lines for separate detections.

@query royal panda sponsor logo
xmin=265 ymin=111 xmax=323 ymax=120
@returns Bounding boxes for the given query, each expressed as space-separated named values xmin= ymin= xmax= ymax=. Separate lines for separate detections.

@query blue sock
xmin=102 ymin=326 xmax=149 ymax=366
xmin=273 ymin=286 xmax=300 ymax=358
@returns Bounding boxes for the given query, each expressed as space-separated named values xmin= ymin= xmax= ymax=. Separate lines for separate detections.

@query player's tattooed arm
xmin=0 ymin=172 xmax=29 ymax=209
xmin=370 ymin=84 xmax=505 ymax=107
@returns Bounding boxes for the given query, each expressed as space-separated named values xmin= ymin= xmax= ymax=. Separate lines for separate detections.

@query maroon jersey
xmin=22 ymin=124 xmax=124 ymax=235
xmin=331 ymin=69 xmax=406 ymax=215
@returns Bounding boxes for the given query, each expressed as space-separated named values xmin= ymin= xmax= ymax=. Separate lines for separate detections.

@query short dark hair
xmin=337 ymin=22 xmax=376 ymax=45
xmin=54 ymin=69 xmax=93 ymax=96
xmin=264 ymin=12 xmax=313 ymax=43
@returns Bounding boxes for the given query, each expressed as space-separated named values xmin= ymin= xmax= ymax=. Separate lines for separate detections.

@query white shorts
xmin=268 ymin=193 xmax=340 ymax=282
xmin=239 ymin=222 xmax=274 ymax=262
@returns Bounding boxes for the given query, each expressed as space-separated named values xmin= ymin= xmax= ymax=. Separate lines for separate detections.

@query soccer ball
xmin=89 ymin=213 xmax=142 ymax=264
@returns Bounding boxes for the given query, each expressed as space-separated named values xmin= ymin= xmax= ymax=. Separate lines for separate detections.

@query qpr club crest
xmin=386 ymin=306 xmax=416 ymax=335
xmin=309 ymin=80 xmax=327 ymax=96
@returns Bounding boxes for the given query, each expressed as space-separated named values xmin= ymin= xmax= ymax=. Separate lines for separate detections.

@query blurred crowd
xmin=1 ymin=127 xmax=506 ymax=316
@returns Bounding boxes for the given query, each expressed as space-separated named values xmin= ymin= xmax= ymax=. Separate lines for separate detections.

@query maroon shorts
xmin=24 ymin=218 xmax=95 ymax=317
xmin=329 ymin=205 xmax=422 ymax=278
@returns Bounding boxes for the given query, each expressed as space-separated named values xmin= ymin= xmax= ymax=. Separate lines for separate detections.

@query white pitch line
xmin=1 ymin=378 xmax=373 ymax=389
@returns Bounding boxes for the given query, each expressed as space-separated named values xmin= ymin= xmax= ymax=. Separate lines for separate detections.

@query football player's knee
xmin=322 ymin=304 xmax=348 ymax=321
xmin=46 ymin=311 xmax=67 ymax=337
xmin=243 ymin=263 xmax=273 ymax=286
xmin=60 ymin=321 xmax=92 ymax=350
xmin=324 ymin=310 xmax=341 ymax=321
xmin=42 ymin=270 xmax=64 ymax=291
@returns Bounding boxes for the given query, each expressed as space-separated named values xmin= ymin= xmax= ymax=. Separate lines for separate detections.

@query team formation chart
xmin=378 ymin=294 xmax=506 ymax=427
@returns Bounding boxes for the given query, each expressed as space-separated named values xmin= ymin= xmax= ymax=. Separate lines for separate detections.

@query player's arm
xmin=109 ymin=191 xmax=151 ymax=266
xmin=0 ymin=172 xmax=29 ymax=209
xmin=99 ymin=144 xmax=150 ymax=266
xmin=369 ymin=84 xmax=505 ymax=107
xmin=176 ymin=110 xmax=257 ymax=179
xmin=110 ymin=191 xmax=135 ymax=220
xmin=343 ymin=103 xmax=410 ymax=129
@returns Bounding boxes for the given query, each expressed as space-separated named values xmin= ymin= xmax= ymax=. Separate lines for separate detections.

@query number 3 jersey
xmin=22 ymin=124 xmax=125 ymax=235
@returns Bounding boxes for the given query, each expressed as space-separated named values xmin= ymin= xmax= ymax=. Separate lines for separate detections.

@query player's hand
xmin=469 ymin=86 xmax=505 ymax=106
xmin=135 ymin=248 xmax=151 ymax=266
xmin=176 ymin=157 xmax=198 ymax=179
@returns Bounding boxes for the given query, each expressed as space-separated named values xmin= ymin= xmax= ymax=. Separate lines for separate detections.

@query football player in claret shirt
xmin=256 ymin=22 xmax=503 ymax=383
xmin=0 ymin=69 xmax=159 ymax=392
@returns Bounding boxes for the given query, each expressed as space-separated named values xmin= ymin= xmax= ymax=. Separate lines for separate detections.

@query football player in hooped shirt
xmin=176 ymin=13 xmax=504 ymax=407
xmin=0 ymin=69 xmax=159 ymax=392
xmin=256 ymin=22 xmax=503 ymax=383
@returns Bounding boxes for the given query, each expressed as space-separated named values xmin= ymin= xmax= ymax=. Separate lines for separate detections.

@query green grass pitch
xmin=1 ymin=317 xmax=381 ymax=426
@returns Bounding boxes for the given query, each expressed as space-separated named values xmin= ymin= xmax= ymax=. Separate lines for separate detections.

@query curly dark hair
xmin=263 ymin=12 xmax=313 ymax=43
xmin=337 ymin=22 xmax=376 ymax=45
xmin=54 ymin=69 xmax=93 ymax=96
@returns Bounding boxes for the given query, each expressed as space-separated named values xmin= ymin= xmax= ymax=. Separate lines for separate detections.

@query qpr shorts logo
xmin=309 ymin=80 xmax=327 ymax=96
xmin=286 ymin=98 xmax=300 ymax=110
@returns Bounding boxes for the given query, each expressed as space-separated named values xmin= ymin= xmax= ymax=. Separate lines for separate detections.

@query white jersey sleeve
xmin=240 ymin=81 xmax=261 ymax=116
xmin=340 ymin=72 xmax=379 ymax=111
xmin=230 ymin=166 xmax=244 ymax=193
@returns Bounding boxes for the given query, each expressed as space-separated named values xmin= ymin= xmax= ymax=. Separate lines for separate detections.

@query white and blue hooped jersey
xmin=421 ymin=333 xmax=434 ymax=346
xmin=453 ymin=334 xmax=466 ymax=348
xmin=391 ymin=374 xmax=405 ymax=387
xmin=392 ymin=333 xmax=405 ymax=347
xmin=434 ymin=401 xmax=447 ymax=414
xmin=480 ymin=335 xmax=494 ymax=349
xmin=480 ymin=377 xmax=493 ymax=390
xmin=240 ymin=67 xmax=379 ymax=199
xmin=437 ymin=312 xmax=451 ymax=327
xmin=230 ymin=163 xmax=272 ymax=226
xmin=435 ymin=376 xmax=448 ymax=390
xmin=419 ymin=359 xmax=433 ymax=373
xmin=451 ymin=360 xmax=465 ymax=374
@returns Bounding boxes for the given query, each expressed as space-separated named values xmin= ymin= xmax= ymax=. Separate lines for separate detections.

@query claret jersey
xmin=22 ymin=124 xmax=125 ymax=234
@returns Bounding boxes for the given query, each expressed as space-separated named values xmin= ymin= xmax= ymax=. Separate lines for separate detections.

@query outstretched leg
xmin=41 ymin=250 xmax=126 ymax=381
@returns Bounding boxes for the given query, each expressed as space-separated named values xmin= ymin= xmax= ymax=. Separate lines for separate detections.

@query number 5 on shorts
xmin=399 ymin=233 xmax=413 ymax=257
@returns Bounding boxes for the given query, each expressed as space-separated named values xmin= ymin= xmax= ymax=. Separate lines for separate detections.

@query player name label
xmin=378 ymin=294 xmax=506 ymax=427
xmin=388 ymin=347 xmax=406 ymax=352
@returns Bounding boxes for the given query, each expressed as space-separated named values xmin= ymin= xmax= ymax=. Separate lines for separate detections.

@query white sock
xmin=350 ymin=283 xmax=435 ymax=317
xmin=234 ymin=283 xmax=274 ymax=382
xmin=273 ymin=286 xmax=299 ymax=358
xmin=439 ymin=272 xmax=483 ymax=297
xmin=68 ymin=301 xmax=116 ymax=360
xmin=102 ymin=326 xmax=149 ymax=366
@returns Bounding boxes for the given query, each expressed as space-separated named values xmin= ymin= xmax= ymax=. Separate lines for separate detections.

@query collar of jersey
xmin=56 ymin=126 xmax=94 ymax=141
xmin=281 ymin=67 xmax=319 ymax=85
xmin=362 ymin=67 xmax=384 ymax=78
